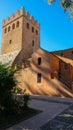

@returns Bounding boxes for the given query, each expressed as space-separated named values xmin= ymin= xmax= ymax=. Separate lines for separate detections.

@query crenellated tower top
xmin=2 ymin=7 xmax=40 ymax=28
xmin=2 ymin=7 xmax=40 ymax=56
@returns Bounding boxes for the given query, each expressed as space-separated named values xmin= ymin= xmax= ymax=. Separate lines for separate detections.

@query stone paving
xmin=6 ymin=96 xmax=73 ymax=130
xmin=40 ymin=104 xmax=73 ymax=130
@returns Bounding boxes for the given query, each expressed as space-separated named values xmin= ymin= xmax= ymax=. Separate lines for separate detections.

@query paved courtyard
xmin=6 ymin=96 xmax=73 ymax=130
xmin=40 ymin=104 xmax=73 ymax=130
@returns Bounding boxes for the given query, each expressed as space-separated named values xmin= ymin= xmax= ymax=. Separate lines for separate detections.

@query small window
xmin=8 ymin=26 xmax=10 ymax=32
xmin=72 ymin=51 xmax=73 ymax=56
xmin=37 ymin=73 xmax=41 ymax=83
xmin=32 ymin=27 xmax=34 ymax=33
xmin=26 ymin=23 xmax=29 ymax=29
xmin=12 ymin=23 xmax=15 ymax=29
xmin=16 ymin=21 xmax=19 ymax=27
xmin=38 ymin=57 xmax=41 ymax=65
xmin=9 ymin=40 xmax=12 ymax=44
xmin=36 ymin=30 xmax=38 ymax=35
xmin=58 ymin=72 xmax=61 ymax=78
xmin=32 ymin=40 xmax=34 ymax=46
xmin=64 ymin=63 xmax=67 ymax=70
xmin=4 ymin=28 xmax=7 ymax=33
xmin=61 ymin=53 xmax=64 ymax=57
xmin=51 ymin=72 xmax=54 ymax=79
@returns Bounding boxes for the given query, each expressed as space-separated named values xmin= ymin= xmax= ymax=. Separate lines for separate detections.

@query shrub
xmin=23 ymin=94 xmax=30 ymax=108
xmin=0 ymin=63 xmax=19 ymax=114
xmin=12 ymin=87 xmax=26 ymax=94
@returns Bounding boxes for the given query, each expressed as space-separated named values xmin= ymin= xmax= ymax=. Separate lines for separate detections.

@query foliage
xmin=12 ymin=87 xmax=26 ymax=94
xmin=23 ymin=94 xmax=30 ymax=108
xmin=48 ymin=0 xmax=73 ymax=18
xmin=0 ymin=63 xmax=18 ymax=114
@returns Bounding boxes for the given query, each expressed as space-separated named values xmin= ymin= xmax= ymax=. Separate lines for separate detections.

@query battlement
xmin=2 ymin=7 xmax=40 ymax=28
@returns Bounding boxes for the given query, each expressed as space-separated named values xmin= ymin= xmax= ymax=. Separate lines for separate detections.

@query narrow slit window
xmin=37 ymin=73 xmax=42 ymax=83
xmin=26 ymin=23 xmax=29 ymax=29
xmin=61 ymin=53 xmax=64 ymax=57
xmin=72 ymin=51 xmax=73 ymax=56
xmin=9 ymin=40 xmax=12 ymax=44
xmin=4 ymin=28 xmax=7 ymax=33
xmin=51 ymin=72 xmax=54 ymax=79
xmin=12 ymin=23 xmax=15 ymax=29
xmin=16 ymin=21 xmax=19 ymax=27
xmin=58 ymin=72 xmax=61 ymax=78
xmin=38 ymin=57 xmax=41 ymax=65
xmin=32 ymin=27 xmax=34 ymax=33
xmin=64 ymin=63 xmax=67 ymax=70
xmin=8 ymin=26 xmax=10 ymax=32
xmin=36 ymin=30 xmax=38 ymax=35
xmin=32 ymin=40 xmax=34 ymax=46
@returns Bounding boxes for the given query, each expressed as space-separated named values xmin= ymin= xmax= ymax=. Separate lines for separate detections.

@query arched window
xmin=32 ymin=40 xmax=34 ymax=46
xmin=12 ymin=23 xmax=15 ymax=29
xmin=32 ymin=27 xmax=34 ymax=33
xmin=4 ymin=28 xmax=7 ymax=33
xmin=8 ymin=26 xmax=10 ymax=32
xmin=38 ymin=57 xmax=41 ymax=65
xmin=16 ymin=21 xmax=19 ymax=27
xmin=36 ymin=30 xmax=38 ymax=35
xmin=26 ymin=23 xmax=29 ymax=29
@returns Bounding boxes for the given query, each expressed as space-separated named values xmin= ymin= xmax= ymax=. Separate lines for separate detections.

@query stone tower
xmin=2 ymin=7 xmax=40 ymax=58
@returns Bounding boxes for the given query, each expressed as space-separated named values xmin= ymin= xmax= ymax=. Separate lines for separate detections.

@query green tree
xmin=0 ymin=63 xmax=18 ymax=114
xmin=48 ymin=0 xmax=73 ymax=18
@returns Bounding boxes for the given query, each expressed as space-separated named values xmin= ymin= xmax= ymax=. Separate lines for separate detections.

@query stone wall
xmin=49 ymin=53 xmax=72 ymax=89
xmin=0 ymin=50 xmax=20 ymax=65
xmin=16 ymin=49 xmax=73 ymax=97
xmin=2 ymin=9 xmax=23 ymax=54
xmin=2 ymin=7 xmax=40 ymax=59
xmin=22 ymin=14 xmax=40 ymax=59
xmin=17 ymin=48 xmax=51 ymax=93
xmin=53 ymin=48 xmax=73 ymax=60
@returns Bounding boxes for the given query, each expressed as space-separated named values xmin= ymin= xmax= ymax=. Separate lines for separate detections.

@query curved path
xmin=7 ymin=96 xmax=73 ymax=130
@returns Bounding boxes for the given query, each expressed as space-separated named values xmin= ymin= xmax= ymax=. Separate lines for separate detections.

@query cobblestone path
xmin=40 ymin=104 xmax=73 ymax=130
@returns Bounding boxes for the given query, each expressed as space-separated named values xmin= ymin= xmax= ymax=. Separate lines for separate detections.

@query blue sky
xmin=0 ymin=0 xmax=73 ymax=51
